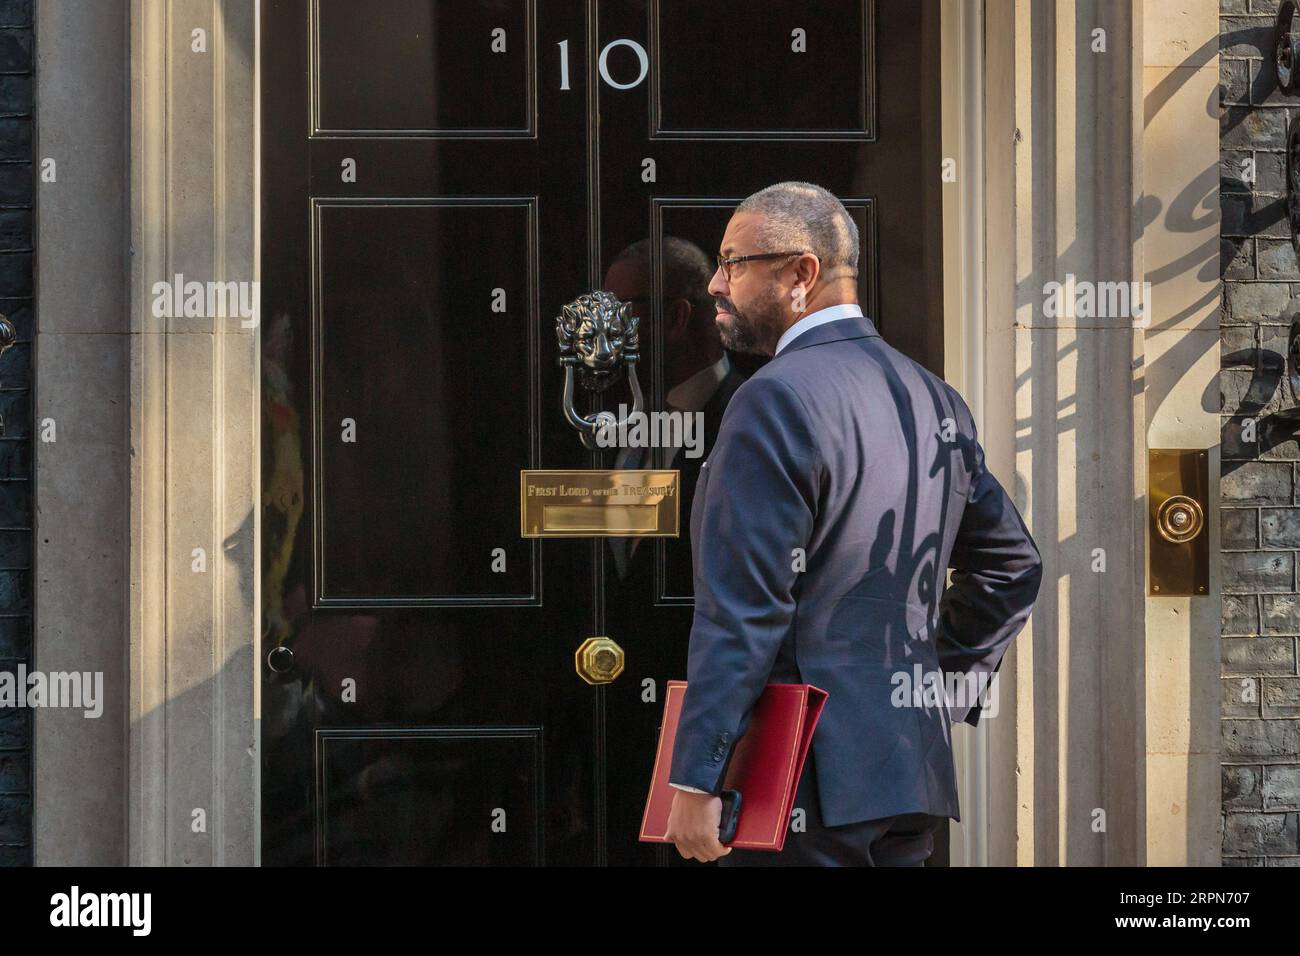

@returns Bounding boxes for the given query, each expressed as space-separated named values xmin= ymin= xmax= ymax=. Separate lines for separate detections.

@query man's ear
xmin=796 ymin=253 xmax=820 ymax=289
xmin=665 ymin=298 xmax=692 ymax=337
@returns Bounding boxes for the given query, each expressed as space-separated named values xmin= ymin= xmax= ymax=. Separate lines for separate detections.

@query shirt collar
xmin=774 ymin=302 xmax=865 ymax=356
xmin=665 ymin=352 xmax=730 ymax=412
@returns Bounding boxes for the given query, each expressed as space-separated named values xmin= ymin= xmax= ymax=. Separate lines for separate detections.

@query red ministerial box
xmin=639 ymin=681 xmax=828 ymax=852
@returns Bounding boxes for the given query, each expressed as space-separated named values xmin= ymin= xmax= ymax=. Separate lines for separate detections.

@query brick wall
xmin=1221 ymin=0 xmax=1300 ymax=865
xmin=0 ymin=0 xmax=31 ymax=866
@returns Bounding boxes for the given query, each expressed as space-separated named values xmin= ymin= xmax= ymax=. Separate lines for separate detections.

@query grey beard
xmin=718 ymin=299 xmax=783 ymax=356
xmin=718 ymin=314 xmax=766 ymax=355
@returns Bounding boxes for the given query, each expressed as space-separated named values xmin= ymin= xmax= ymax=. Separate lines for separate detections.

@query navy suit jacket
xmin=667 ymin=314 xmax=1043 ymax=826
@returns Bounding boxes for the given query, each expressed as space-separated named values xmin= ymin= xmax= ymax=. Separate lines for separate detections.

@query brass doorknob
xmin=575 ymin=636 xmax=625 ymax=685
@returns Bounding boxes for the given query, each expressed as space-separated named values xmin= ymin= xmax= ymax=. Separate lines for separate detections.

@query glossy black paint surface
xmin=261 ymin=0 xmax=942 ymax=866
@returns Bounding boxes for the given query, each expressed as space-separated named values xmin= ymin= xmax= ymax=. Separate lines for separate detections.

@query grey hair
xmin=735 ymin=181 xmax=859 ymax=275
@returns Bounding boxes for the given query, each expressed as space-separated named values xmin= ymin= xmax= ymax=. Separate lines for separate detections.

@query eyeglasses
xmin=715 ymin=250 xmax=808 ymax=282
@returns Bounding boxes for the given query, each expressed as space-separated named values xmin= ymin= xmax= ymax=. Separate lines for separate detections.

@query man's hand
xmin=665 ymin=790 xmax=733 ymax=862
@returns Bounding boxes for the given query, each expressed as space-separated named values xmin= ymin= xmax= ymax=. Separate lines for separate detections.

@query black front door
xmin=261 ymin=0 xmax=942 ymax=866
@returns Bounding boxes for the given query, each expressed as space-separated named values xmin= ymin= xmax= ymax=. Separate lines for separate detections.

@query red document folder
xmin=639 ymin=681 xmax=828 ymax=851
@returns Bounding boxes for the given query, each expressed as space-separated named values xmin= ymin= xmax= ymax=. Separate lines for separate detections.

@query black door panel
xmin=261 ymin=0 xmax=941 ymax=866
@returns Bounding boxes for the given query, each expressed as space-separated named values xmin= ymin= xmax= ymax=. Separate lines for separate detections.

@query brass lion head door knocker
xmin=555 ymin=290 xmax=644 ymax=450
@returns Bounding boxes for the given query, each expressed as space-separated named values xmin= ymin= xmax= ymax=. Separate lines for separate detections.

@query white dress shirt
xmin=669 ymin=306 xmax=863 ymax=796
xmin=774 ymin=301 xmax=864 ymax=356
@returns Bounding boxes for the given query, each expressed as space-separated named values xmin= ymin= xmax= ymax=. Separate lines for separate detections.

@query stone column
xmin=1140 ymin=0 xmax=1221 ymax=867
xmin=982 ymin=0 xmax=1220 ymax=865
xmin=127 ymin=0 xmax=258 ymax=866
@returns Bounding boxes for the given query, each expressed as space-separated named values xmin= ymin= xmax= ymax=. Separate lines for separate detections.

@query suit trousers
xmin=716 ymin=750 xmax=947 ymax=867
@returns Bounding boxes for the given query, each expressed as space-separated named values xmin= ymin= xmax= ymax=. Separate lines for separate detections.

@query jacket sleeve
xmin=667 ymin=376 xmax=821 ymax=793
xmin=938 ymin=422 xmax=1043 ymax=726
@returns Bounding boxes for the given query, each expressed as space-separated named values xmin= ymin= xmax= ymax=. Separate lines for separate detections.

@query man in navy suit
xmin=663 ymin=182 xmax=1043 ymax=866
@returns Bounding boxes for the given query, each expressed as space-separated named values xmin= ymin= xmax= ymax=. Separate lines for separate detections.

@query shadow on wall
xmin=1005 ymin=15 xmax=1222 ymax=864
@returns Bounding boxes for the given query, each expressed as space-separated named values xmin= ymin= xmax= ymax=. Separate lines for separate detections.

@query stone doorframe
xmin=35 ymin=0 xmax=258 ymax=865
xmin=959 ymin=0 xmax=1221 ymax=865
xmin=33 ymin=0 xmax=1220 ymax=866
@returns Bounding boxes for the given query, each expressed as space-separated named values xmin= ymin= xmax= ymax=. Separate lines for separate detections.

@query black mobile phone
xmin=718 ymin=788 xmax=742 ymax=844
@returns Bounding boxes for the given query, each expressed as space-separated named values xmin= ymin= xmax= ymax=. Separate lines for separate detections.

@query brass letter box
xmin=520 ymin=469 xmax=680 ymax=538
